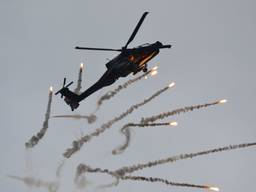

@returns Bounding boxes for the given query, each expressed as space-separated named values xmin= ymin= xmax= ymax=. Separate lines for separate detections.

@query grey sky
xmin=1 ymin=0 xmax=256 ymax=191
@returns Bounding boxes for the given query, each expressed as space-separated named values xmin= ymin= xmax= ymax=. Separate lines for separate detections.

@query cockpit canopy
xmin=134 ymin=43 xmax=150 ymax=48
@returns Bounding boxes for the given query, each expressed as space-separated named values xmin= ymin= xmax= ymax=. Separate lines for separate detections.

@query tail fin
xmin=64 ymin=94 xmax=80 ymax=111
xmin=55 ymin=78 xmax=80 ymax=111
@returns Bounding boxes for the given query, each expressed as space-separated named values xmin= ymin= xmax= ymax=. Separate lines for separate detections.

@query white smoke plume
xmin=63 ymin=82 xmax=175 ymax=158
xmin=25 ymin=86 xmax=53 ymax=148
xmin=114 ymin=142 xmax=256 ymax=175
xmin=52 ymin=114 xmax=97 ymax=124
xmin=96 ymin=66 xmax=158 ymax=111
xmin=75 ymin=164 xmax=210 ymax=191
xmin=7 ymin=159 xmax=65 ymax=192
xmin=24 ymin=149 xmax=34 ymax=175
xmin=112 ymin=99 xmax=227 ymax=155
xmin=56 ymin=160 xmax=65 ymax=179
xmin=140 ymin=99 xmax=227 ymax=124
xmin=74 ymin=164 xmax=117 ymax=189
xmin=112 ymin=121 xmax=177 ymax=155
xmin=112 ymin=124 xmax=132 ymax=155
xmin=76 ymin=142 xmax=256 ymax=191
xmin=7 ymin=175 xmax=59 ymax=192
xmin=121 ymin=175 xmax=219 ymax=191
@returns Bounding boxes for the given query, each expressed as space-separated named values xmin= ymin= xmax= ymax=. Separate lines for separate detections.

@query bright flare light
xmin=208 ymin=186 xmax=220 ymax=192
xmin=218 ymin=99 xmax=227 ymax=104
xmin=80 ymin=62 xmax=84 ymax=69
xmin=49 ymin=86 xmax=53 ymax=92
xmin=152 ymin=66 xmax=158 ymax=71
xmin=144 ymin=76 xmax=148 ymax=80
xmin=150 ymin=70 xmax=158 ymax=76
xmin=169 ymin=121 xmax=178 ymax=126
xmin=168 ymin=82 xmax=175 ymax=88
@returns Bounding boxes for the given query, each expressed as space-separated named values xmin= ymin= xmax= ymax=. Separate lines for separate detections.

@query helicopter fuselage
xmin=76 ymin=41 xmax=164 ymax=103
xmin=105 ymin=41 xmax=161 ymax=78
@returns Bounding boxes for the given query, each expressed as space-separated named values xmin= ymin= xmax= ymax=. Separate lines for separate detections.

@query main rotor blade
xmin=124 ymin=12 xmax=149 ymax=49
xmin=75 ymin=47 xmax=121 ymax=52
xmin=63 ymin=77 xmax=66 ymax=87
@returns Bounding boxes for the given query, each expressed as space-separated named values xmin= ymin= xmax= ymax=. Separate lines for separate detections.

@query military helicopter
xmin=55 ymin=12 xmax=172 ymax=111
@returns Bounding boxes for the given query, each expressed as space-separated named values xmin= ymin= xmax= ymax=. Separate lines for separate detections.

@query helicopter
xmin=55 ymin=12 xmax=172 ymax=111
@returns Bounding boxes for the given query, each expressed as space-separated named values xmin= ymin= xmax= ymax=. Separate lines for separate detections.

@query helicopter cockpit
xmin=134 ymin=43 xmax=150 ymax=48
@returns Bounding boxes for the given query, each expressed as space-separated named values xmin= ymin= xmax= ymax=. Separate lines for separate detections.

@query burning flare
xmin=49 ymin=86 xmax=53 ymax=92
xmin=150 ymin=70 xmax=158 ymax=76
xmin=209 ymin=186 xmax=220 ymax=191
xmin=169 ymin=121 xmax=178 ymax=126
xmin=74 ymin=63 xmax=84 ymax=94
xmin=150 ymin=66 xmax=158 ymax=76
xmin=218 ymin=99 xmax=227 ymax=104
xmin=80 ymin=62 xmax=84 ymax=69
xmin=168 ymin=82 xmax=175 ymax=88
xmin=76 ymin=140 xmax=256 ymax=192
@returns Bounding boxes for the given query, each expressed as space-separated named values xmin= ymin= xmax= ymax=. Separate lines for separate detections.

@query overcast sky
xmin=1 ymin=0 xmax=256 ymax=192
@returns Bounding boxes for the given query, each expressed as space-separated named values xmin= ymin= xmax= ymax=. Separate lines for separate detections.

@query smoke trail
xmin=74 ymin=173 xmax=88 ymax=189
xmin=112 ymin=99 xmax=227 ymax=154
xmin=76 ymin=164 xmax=118 ymax=178
xmin=7 ymin=160 xmax=65 ymax=192
xmin=24 ymin=149 xmax=34 ymax=175
xmin=73 ymin=163 xmax=92 ymax=190
xmin=141 ymin=99 xmax=227 ymax=124
xmin=7 ymin=175 xmax=59 ymax=192
xmin=96 ymin=66 xmax=158 ymax=111
xmin=63 ymin=82 xmax=175 ymax=158
xmin=74 ymin=164 xmax=117 ymax=189
xmin=124 ymin=122 xmax=178 ymax=128
xmin=96 ymin=177 xmax=120 ymax=190
xmin=25 ymin=86 xmax=53 ymax=148
xmin=76 ymin=142 xmax=256 ymax=185
xmin=56 ymin=160 xmax=65 ymax=179
xmin=121 ymin=175 xmax=219 ymax=191
xmin=74 ymin=62 xmax=84 ymax=94
xmin=114 ymin=142 xmax=256 ymax=176
xmin=74 ymin=164 xmax=218 ymax=191
xmin=75 ymin=164 xmax=120 ymax=190
xmin=77 ymin=141 xmax=256 ymax=191
xmin=112 ymin=121 xmax=178 ymax=155
xmin=112 ymin=124 xmax=132 ymax=155
xmin=52 ymin=114 xmax=97 ymax=124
